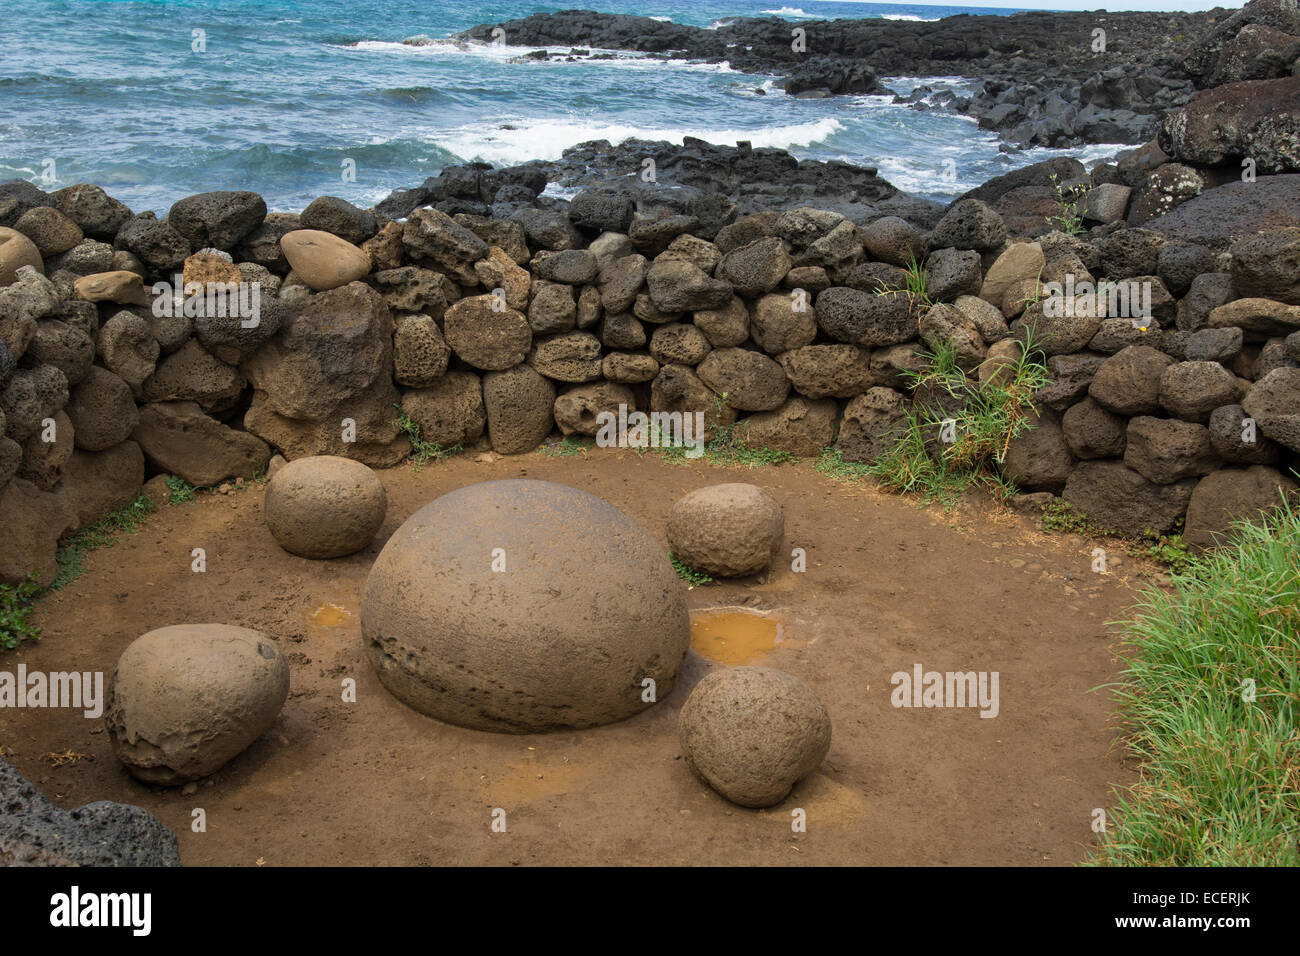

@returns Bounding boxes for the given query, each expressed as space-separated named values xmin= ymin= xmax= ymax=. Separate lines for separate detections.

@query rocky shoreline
xmin=2 ymin=1 xmax=1300 ymax=592
xmin=455 ymin=7 xmax=1234 ymax=149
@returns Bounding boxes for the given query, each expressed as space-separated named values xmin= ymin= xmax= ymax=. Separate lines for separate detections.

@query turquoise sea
xmin=0 ymin=0 xmax=1124 ymax=213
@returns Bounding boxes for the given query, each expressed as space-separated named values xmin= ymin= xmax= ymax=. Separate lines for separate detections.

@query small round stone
xmin=666 ymin=483 xmax=784 ymax=577
xmin=679 ymin=666 xmax=831 ymax=807
xmin=264 ymin=455 xmax=387 ymax=558
xmin=105 ymin=624 xmax=290 ymax=785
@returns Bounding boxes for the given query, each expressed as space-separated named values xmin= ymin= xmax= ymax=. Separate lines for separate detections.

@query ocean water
xmin=0 ymin=0 xmax=1123 ymax=215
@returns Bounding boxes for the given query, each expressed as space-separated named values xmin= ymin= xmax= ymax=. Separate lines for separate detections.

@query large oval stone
xmin=279 ymin=229 xmax=370 ymax=291
xmin=105 ymin=624 xmax=290 ymax=785
xmin=362 ymin=479 xmax=690 ymax=732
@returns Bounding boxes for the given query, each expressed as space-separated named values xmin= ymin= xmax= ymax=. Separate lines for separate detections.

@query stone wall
xmin=2 ymin=168 xmax=1298 ymax=588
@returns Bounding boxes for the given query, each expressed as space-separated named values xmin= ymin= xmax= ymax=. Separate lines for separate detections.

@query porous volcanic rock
xmin=678 ymin=666 xmax=831 ymax=808
xmin=104 ymin=624 xmax=290 ymax=785
xmin=0 ymin=758 xmax=181 ymax=866
xmin=667 ymin=482 xmax=784 ymax=578
xmin=361 ymin=479 xmax=690 ymax=732
xmin=264 ymin=455 xmax=387 ymax=559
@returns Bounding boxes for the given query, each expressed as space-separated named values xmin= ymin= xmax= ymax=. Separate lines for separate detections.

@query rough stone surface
xmin=264 ymin=455 xmax=387 ymax=559
xmin=401 ymin=370 xmax=485 ymax=448
xmin=0 ymin=758 xmax=181 ymax=866
xmin=65 ymin=366 xmax=139 ymax=451
xmin=1242 ymin=366 xmax=1300 ymax=451
xmin=483 ymin=363 xmax=557 ymax=454
xmin=443 ymin=294 xmax=532 ymax=372
xmin=1088 ymin=345 xmax=1176 ymax=416
xmin=733 ymin=395 xmax=837 ymax=457
xmin=1062 ymin=397 xmax=1128 ymax=459
xmin=0 ymin=478 xmax=76 ymax=587
xmin=678 ymin=666 xmax=831 ymax=808
xmin=697 ymin=348 xmax=789 ymax=411
xmin=133 ymin=401 xmax=270 ymax=487
xmin=667 ymin=482 xmax=784 ymax=578
xmin=1183 ymin=466 xmax=1299 ymax=551
xmin=1124 ymin=416 xmax=1221 ymax=484
xmin=835 ymin=387 xmax=908 ymax=463
xmin=362 ymin=479 xmax=690 ymax=732
xmin=1062 ymin=460 xmax=1197 ymax=535
xmin=554 ymin=381 xmax=636 ymax=437
xmin=105 ymin=624 xmax=290 ymax=785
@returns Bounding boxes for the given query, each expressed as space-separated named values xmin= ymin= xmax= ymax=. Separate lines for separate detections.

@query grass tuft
xmin=873 ymin=252 xmax=934 ymax=308
xmin=52 ymin=493 xmax=157 ymax=591
xmin=864 ymin=330 xmax=1049 ymax=509
xmin=166 ymin=474 xmax=197 ymax=504
xmin=669 ymin=552 xmax=713 ymax=587
xmin=541 ymin=436 xmax=592 ymax=458
xmin=0 ymin=573 xmax=44 ymax=650
xmin=1090 ymin=499 xmax=1300 ymax=866
xmin=393 ymin=405 xmax=462 ymax=471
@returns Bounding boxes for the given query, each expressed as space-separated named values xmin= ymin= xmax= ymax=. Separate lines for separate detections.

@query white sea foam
xmin=762 ymin=7 xmax=818 ymax=17
xmin=881 ymin=14 xmax=941 ymax=22
xmin=338 ymin=38 xmax=740 ymax=72
xmin=432 ymin=117 xmax=846 ymax=167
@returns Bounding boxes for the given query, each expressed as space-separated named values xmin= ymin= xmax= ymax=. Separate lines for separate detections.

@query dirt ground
xmin=2 ymin=448 xmax=1161 ymax=866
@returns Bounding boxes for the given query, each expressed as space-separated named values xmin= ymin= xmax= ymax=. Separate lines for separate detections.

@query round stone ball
xmin=666 ymin=483 xmax=784 ymax=577
xmin=679 ymin=666 xmax=831 ymax=808
xmin=105 ymin=624 xmax=290 ymax=785
xmin=361 ymin=478 xmax=690 ymax=733
xmin=264 ymin=455 xmax=387 ymax=558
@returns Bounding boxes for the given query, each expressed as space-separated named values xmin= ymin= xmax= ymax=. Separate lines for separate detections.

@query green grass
xmin=166 ymin=474 xmax=197 ymax=504
xmin=815 ymin=448 xmax=875 ymax=482
xmin=0 ymin=573 xmax=44 ymax=650
xmin=863 ymin=332 xmax=1050 ymax=509
xmin=393 ymin=405 xmax=463 ymax=472
xmin=52 ymin=493 xmax=157 ymax=590
xmin=541 ymin=436 xmax=592 ymax=458
xmin=873 ymin=252 xmax=934 ymax=308
xmin=637 ymin=393 xmax=797 ymax=469
xmin=1090 ymin=500 xmax=1300 ymax=866
xmin=669 ymin=552 xmax=713 ymax=587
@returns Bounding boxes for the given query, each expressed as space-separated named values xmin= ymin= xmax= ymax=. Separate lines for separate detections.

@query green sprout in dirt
xmin=669 ymin=552 xmax=712 ymax=587
xmin=166 ymin=474 xmax=197 ymax=504
xmin=815 ymin=448 xmax=874 ymax=482
xmin=873 ymin=252 xmax=934 ymax=308
xmin=1089 ymin=498 xmax=1300 ymax=866
xmin=1041 ymin=499 xmax=1195 ymax=573
xmin=0 ymin=573 xmax=44 ymax=650
xmin=640 ymin=391 xmax=796 ymax=469
xmin=393 ymin=404 xmax=462 ymax=471
xmin=865 ymin=328 xmax=1051 ymax=508
xmin=541 ymin=436 xmax=592 ymax=458
xmin=53 ymin=493 xmax=157 ymax=590
xmin=1047 ymin=172 xmax=1088 ymax=237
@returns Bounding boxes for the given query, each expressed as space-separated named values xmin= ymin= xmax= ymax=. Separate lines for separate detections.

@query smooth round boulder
xmin=279 ymin=229 xmax=370 ymax=291
xmin=0 ymin=226 xmax=44 ymax=285
xmin=679 ymin=666 xmax=831 ymax=807
xmin=104 ymin=624 xmax=290 ymax=785
xmin=264 ymin=455 xmax=387 ymax=558
xmin=667 ymin=483 xmax=784 ymax=577
xmin=361 ymin=479 xmax=690 ymax=732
